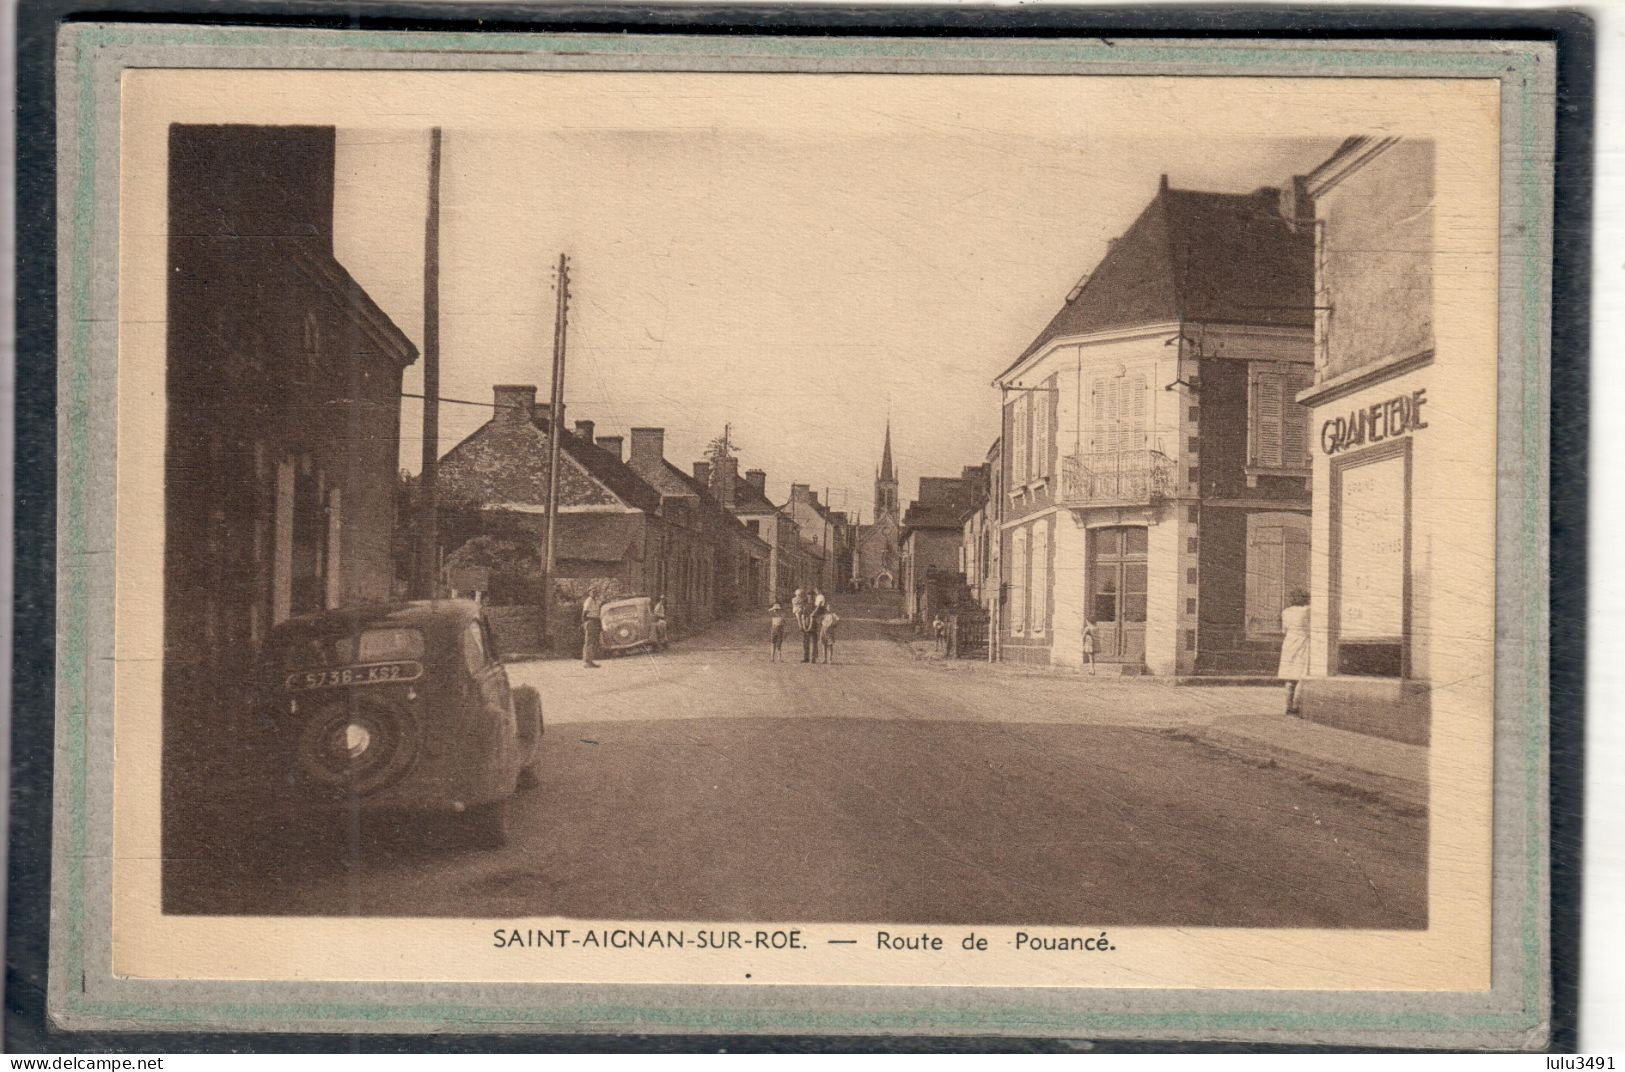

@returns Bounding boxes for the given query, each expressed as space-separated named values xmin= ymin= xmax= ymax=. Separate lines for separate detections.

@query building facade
xmin=1293 ymin=137 xmax=1453 ymax=744
xmin=960 ymin=438 xmax=1003 ymax=652
xmin=993 ymin=178 xmax=1315 ymax=676
xmin=853 ymin=424 xmax=903 ymax=590
xmin=901 ymin=470 xmax=984 ymax=622
xmin=437 ymin=389 xmax=667 ymax=625
xmin=727 ymin=467 xmax=807 ymax=605
xmin=163 ymin=124 xmax=418 ymax=874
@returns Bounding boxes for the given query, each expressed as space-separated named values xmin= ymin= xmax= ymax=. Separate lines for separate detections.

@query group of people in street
xmin=771 ymin=587 xmax=838 ymax=663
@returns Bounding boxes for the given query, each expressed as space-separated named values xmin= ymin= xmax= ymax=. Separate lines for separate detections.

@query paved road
xmin=188 ymin=593 xmax=1425 ymax=927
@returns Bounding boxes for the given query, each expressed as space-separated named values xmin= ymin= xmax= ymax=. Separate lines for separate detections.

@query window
xmin=1010 ymin=394 xmax=1030 ymax=485
xmin=1090 ymin=372 xmax=1149 ymax=454
xmin=1031 ymin=522 xmax=1049 ymax=635
xmin=1245 ymin=512 xmax=1312 ymax=639
xmin=1250 ymin=363 xmax=1314 ymax=470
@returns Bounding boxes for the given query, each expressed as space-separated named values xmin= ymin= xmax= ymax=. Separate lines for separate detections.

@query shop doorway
xmin=1088 ymin=526 xmax=1147 ymax=663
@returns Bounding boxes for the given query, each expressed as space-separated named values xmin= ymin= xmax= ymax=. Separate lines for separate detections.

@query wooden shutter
xmin=1009 ymin=530 xmax=1026 ymax=635
xmin=1031 ymin=521 xmax=1049 ymax=634
xmin=1033 ymin=379 xmax=1051 ymax=479
xmin=1283 ymin=367 xmax=1313 ymax=468
xmin=1011 ymin=394 xmax=1029 ymax=483
xmin=1245 ymin=520 xmax=1285 ymax=637
xmin=1089 ymin=377 xmax=1108 ymax=454
xmin=1130 ymin=373 xmax=1148 ymax=450
xmin=1253 ymin=368 xmax=1285 ymax=468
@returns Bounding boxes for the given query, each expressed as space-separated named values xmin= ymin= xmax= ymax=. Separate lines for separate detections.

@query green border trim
xmin=53 ymin=24 xmax=1550 ymax=1036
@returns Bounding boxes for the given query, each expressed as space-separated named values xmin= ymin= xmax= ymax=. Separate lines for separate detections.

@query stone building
xmin=163 ymin=124 xmax=418 ymax=874
xmin=853 ymin=423 xmax=904 ymax=590
xmin=725 ymin=465 xmax=807 ymax=605
xmin=960 ymin=438 xmax=1003 ymax=646
xmin=901 ymin=469 xmax=985 ymax=622
xmin=437 ymin=387 xmax=667 ymax=625
xmin=992 ymin=176 xmax=1315 ymax=675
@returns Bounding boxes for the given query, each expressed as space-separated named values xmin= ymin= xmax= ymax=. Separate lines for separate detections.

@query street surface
xmin=191 ymin=592 xmax=1425 ymax=927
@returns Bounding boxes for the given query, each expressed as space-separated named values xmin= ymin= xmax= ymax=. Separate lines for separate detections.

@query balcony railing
xmin=1059 ymin=450 xmax=1177 ymax=507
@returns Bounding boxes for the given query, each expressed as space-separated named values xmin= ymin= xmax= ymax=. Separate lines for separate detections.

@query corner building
xmin=993 ymin=178 xmax=1315 ymax=675
xmin=1292 ymin=137 xmax=1451 ymax=744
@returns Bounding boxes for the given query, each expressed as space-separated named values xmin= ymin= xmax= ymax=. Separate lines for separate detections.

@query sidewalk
xmin=911 ymin=641 xmax=1426 ymax=814
xmin=1168 ymin=711 xmax=1428 ymax=816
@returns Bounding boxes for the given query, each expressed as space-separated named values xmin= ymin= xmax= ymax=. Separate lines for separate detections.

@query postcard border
xmin=44 ymin=24 xmax=1556 ymax=1046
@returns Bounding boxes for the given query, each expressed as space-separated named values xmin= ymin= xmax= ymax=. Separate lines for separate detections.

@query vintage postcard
xmin=45 ymin=24 xmax=1554 ymax=1046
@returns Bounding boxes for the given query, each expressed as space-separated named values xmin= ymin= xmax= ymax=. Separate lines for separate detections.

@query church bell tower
xmin=874 ymin=421 xmax=898 ymax=519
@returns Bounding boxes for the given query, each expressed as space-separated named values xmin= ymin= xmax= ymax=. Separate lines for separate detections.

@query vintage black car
xmin=253 ymin=600 xmax=543 ymax=847
xmin=599 ymin=596 xmax=669 ymax=655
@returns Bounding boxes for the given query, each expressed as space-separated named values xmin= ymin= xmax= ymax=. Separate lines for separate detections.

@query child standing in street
xmin=1082 ymin=619 xmax=1098 ymax=674
xmin=769 ymin=603 xmax=785 ymax=661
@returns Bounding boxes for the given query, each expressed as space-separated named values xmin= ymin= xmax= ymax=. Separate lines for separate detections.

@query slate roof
xmin=532 ymin=414 xmax=664 ymax=514
xmin=730 ymin=480 xmax=780 ymax=516
xmin=1001 ymin=183 xmax=1315 ymax=378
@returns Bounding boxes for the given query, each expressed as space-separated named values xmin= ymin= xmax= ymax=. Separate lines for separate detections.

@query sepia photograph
xmin=160 ymin=119 xmax=1437 ymax=931
xmin=34 ymin=22 xmax=1560 ymax=1042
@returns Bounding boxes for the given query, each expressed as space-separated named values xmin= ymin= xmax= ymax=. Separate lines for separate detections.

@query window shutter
xmin=1283 ymin=368 xmax=1312 ymax=467
xmin=1090 ymin=378 xmax=1107 ymax=454
xmin=1131 ymin=374 xmax=1148 ymax=450
xmin=1031 ymin=522 xmax=1048 ymax=634
xmin=1245 ymin=522 xmax=1285 ymax=637
xmin=1254 ymin=369 xmax=1285 ymax=468
xmin=1009 ymin=530 xmax=1026 ymax=635
xmin=1012 ymin=394 xmax=1029 ymax=483
xmin=1033 ymin=380 xmax=1051 ymax=478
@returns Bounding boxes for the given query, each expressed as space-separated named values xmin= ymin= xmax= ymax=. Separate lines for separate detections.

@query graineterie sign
xmin=1321 ymin=389 xmax=1429 ymax=455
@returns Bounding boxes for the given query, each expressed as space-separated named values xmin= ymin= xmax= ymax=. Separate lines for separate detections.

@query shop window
xmin=1332 ymin=440 xmax=1411 ymax=677
xmin=1245 ymin=512 xmax=1312 ymax=639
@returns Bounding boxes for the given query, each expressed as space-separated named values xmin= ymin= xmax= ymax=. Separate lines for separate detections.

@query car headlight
xmin=343 ymin=722 xmax=372 ymax=759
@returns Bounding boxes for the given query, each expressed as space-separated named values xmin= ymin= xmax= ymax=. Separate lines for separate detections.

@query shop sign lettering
xmin=1321 ymin=389 xmax=1428 ymax=455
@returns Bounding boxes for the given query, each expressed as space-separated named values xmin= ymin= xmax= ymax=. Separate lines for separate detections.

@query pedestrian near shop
xmin=1278 ymin=589 xmax=1311 ymax=714
xmin=1082 ymin=619 xmax=1098 ymax=674
xmin=581 ymin=586 xmax=603 ymax=669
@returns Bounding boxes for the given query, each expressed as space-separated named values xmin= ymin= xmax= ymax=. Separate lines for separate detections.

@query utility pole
xmin=413 ymin=127 xmax=443 ymax=599
xmin=538 ymin=253 xmax=571 ymax=646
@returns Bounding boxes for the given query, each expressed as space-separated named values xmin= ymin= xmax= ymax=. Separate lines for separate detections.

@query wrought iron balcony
xmin=1059 ymin=450 xmax=1177 ymax=507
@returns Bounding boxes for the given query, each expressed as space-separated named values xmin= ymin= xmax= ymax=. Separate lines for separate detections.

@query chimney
xmin=573 ymin=419 xmax=595 ymax=443
xmin=1159 ymin=172 xmax=1169 ymax=193
xmin=492 ymin=384 xmax=537 ymax=422
xmin=628 ymin=427 xmax=665 ymax=473
xmin=745 ymin=469 xmax=767 ymax=492
xmin=790 ymin=483 xmax=811 ymax=503
xmin=716 ymin=456 xmax=738 ymax=506
xmin=596 ymin=435 xmax=624 ymax=462
xmin=692 ymin=461 xmax=712 ymax=488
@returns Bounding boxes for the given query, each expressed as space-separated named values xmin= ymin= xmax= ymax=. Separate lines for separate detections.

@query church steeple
xmin=874 ymin=421 xmax=898 ymax=518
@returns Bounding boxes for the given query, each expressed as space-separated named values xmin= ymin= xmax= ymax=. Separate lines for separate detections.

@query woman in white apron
xmin=1277 ymin=590 xmax=1311 ymax=715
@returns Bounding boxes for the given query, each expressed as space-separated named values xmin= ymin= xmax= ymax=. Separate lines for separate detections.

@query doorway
xmin=1088 ymin=526 xmax=1148 ymax=663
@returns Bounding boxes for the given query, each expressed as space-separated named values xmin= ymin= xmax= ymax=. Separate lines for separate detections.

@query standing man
xmin=581 ymin=585 xmax=603 ymax=669
xmin=809 ymin=587 xmax=829 ymax=663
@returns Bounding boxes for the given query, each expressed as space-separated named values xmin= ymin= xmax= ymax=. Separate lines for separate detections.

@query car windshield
xmin=277 ymin=626 xmax=426 ymax=669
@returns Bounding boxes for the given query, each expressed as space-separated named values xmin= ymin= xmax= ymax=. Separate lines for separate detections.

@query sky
xmin=329 ymin=76 xmax=1343 ymax=517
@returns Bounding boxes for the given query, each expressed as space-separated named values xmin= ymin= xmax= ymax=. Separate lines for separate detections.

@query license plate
xmin=284 ymin=661 xmax=423 ymax=692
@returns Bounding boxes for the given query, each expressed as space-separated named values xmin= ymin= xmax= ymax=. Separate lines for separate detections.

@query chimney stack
xmin=790 ymin=483 xmax=811 ymax=503
xmin=595 ymin=435 xmax=624 ymax=462
xmin=573 ymin=419 xmax=595 ymax=443
xmin=628 ymin=427 xmax=665 ymax=473
xmin=745 ymin=469 xmax=767 ymax=492
xmin=692 ymin=461 xmax=712 ymax=488
xmin=492 ymin=384 xmax=537 ymax=422
xmin=716 ymin=456 xmax=738 ymax=507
